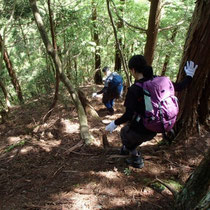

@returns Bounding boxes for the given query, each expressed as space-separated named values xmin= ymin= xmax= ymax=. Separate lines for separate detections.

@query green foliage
xmin=154 ymin=0 xmax=195 ymax=79
xmin=124 ymin=167 xmax=131 ymax=176
xmin=5 ymin=140 xmax=26 ymax=152
xmin=0 ymin=0 xmax=196 ymax=106
xmin=150 ymin=182 xmax=165 ymax=192
xmin=166 ymin=179 xmax=183 ymax=191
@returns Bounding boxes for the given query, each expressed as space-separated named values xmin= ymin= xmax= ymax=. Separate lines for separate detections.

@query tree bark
xmin=197 ymin=72 xmax=210 ymax=126
xmin=0 ymin=35 xmax=24 ymax=104
xmin=144 ymin=0 xmax=162 ymax=65
xmin=161 ymin=27 xmax=178 ymax=76
xmin=29 ymin=0 xmax=93 ymax=144
xmin=77 ymin=89 xmax=100 ymax=121
xmin=106 ymin=0 xmax=130 ymax=86
xmin=43 ymin=0 xmax=60 ymax=122
xmin=0 ymin=80 xmax=11 ymax=110
xmin=174 ymin=148 xmax=210 ymax=210
xmin=114 ymin=0 xmax=124 ymax=72
xmin=174 ymin=0 xmax=210 ymax=140
xmin=92 ymin=0 xmax=102 ymax=85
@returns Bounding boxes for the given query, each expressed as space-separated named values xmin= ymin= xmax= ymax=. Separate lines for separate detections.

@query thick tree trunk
xmin=197 ymin=72 xmax=210 ymax=126
xmin=144 ymin=0 xmax=161 ymax=65
xmin=0 ymin=35 xmax=24 ymax=104
xmin=92 ymin=0 xmax=102 ymax=85
xmin=174 ymin=148 xmax=210 ymax=210
xmin=30 ymin=0 xmax=93 ymax=144
xmin=174 ymin=0 xmax=210 ymax=140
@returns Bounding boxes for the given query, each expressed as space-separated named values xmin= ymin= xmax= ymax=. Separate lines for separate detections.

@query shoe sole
xmin=131 ymin=163 xmax=144 ymax=169
xmin=125 ymin=159 xmax=144 ymax=169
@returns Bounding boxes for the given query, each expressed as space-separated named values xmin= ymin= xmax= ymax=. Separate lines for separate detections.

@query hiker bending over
xmin=92 ymin=66 xmax=123 ymax=115
xmin=105 ymin=55 xmax=198 ymax=168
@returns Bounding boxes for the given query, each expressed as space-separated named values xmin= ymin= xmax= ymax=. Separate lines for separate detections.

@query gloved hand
xmin=184 ymin=61 xmax=198 ymax=78
xmin=92 ymin=92 xmax=98 ymax=98
xmin=105 ymin=121 xmax=117 ymax=133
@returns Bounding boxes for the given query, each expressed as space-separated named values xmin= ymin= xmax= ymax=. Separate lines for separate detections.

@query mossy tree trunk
xmin=174 ymin=148 xmax=210 ymax=210
xmin=30 ymin=0 xmax=92 ymax=144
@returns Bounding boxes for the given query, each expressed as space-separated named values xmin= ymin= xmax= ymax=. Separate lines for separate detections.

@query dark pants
xmin=102 ymin=87 xmax=122 ymax=109
xmin=120 ymin=125 xmax=156 ymax=151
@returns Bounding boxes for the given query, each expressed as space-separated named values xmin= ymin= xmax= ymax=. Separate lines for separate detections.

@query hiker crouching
xmin=105 ymin=55 xmax=198 ymax=169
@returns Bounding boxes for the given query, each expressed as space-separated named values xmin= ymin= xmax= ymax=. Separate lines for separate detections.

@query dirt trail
xmin=0 ymin=86 xmax=209 ymax=210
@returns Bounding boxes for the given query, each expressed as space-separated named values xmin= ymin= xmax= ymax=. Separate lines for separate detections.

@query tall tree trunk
xmin=114 ymin=0 xmax=124 ymax=72
xmin=174 ymin=0 xmax=210 ymax=140
xmin=144 ymin=0 xmax=162 ymax=65
xmin=92 ymin=0 xmax=102 ymax=85
xmin=161 ymin=27 xmax=178 ymax=76
xmin=0 ymin=35 xmax=24 ymax=103
xmin=174 ymin=148 xmax=210 ymax=210
xmin=29 ymin=0 xmax=92 ymax=144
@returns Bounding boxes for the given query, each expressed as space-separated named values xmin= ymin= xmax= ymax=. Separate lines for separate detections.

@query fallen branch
xmin=71 ymin=151 xmax=94 ymax=156
xmin=107 ymin=154 xmax=129 ymax=159
xmin=155 ymin=177 xmax=177 ymax=198
xmin=64 ymin=140 xmax=83 ymax=155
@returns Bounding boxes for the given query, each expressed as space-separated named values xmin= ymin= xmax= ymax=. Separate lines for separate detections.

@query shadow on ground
xmin=0 ymin=87 xmax=209 ymax=210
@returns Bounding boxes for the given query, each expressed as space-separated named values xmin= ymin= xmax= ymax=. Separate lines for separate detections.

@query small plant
xmin=150 ymin=182 xmax=165 ymax=193
xmin=5 ymin=140 xmax=26 ymax=152
xmin=124 ymin=168 xmax=131 ymax=176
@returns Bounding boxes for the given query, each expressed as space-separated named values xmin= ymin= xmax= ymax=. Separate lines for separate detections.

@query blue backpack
xmin=108 ymin=72 xmax=123 ymax=97
xmin=109 ymin=72 xmax=123 ymax=87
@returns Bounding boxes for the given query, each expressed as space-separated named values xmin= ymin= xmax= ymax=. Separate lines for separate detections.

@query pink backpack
xmin=136 ymin=76 xmax=179 ymax=133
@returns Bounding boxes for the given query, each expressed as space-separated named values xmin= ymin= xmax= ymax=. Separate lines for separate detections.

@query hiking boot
xmin=120 ymin=145 xmax=129 ymax=155
xmin=107 ymin=107 xmax=114 ymax=115
xmin=125 ymin=153 xmax=144 ymax=169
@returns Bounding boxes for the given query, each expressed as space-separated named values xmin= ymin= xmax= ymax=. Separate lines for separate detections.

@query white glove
xmin=92 ymin=92 xmax=98 ymax=98
xmin=184 ymin=61 xmax=198 ymax=78
xmin=105 ymin=121 xmax=117 ymax=133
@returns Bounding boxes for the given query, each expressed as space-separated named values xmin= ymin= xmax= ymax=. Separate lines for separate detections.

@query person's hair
xmin=128 ymin=55 xmax=153 ymax=79
xmin=102 ymin=66 xmax=109 ymax=72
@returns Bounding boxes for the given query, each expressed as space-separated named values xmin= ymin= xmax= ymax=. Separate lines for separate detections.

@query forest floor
xmin=0 ymin=84 xmax=209 ymax=210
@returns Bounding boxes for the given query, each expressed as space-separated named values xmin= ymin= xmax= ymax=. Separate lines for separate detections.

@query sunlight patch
xmin=88 ymin=170 xmax=123 ymax=185
xmin=20 ymin=146 xmax=33 ymax=154
xmin=97 ymin=171 xmax=122 ymax=181
xmin=109 ymin=197 xmax=132 ymax=207
xmin=7 ymin=136 xmax=21 ymax=144
xmin=35 ymin=139 xmax=61 ymax=152
xmin=64 ymin=192 xmax=98 ymax=209
xmin=60 ymin=119 xmax=79 ymax=134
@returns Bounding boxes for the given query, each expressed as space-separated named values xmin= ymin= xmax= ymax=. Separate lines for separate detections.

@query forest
xmin=0 ymin=0 xmax=209 ymax=209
